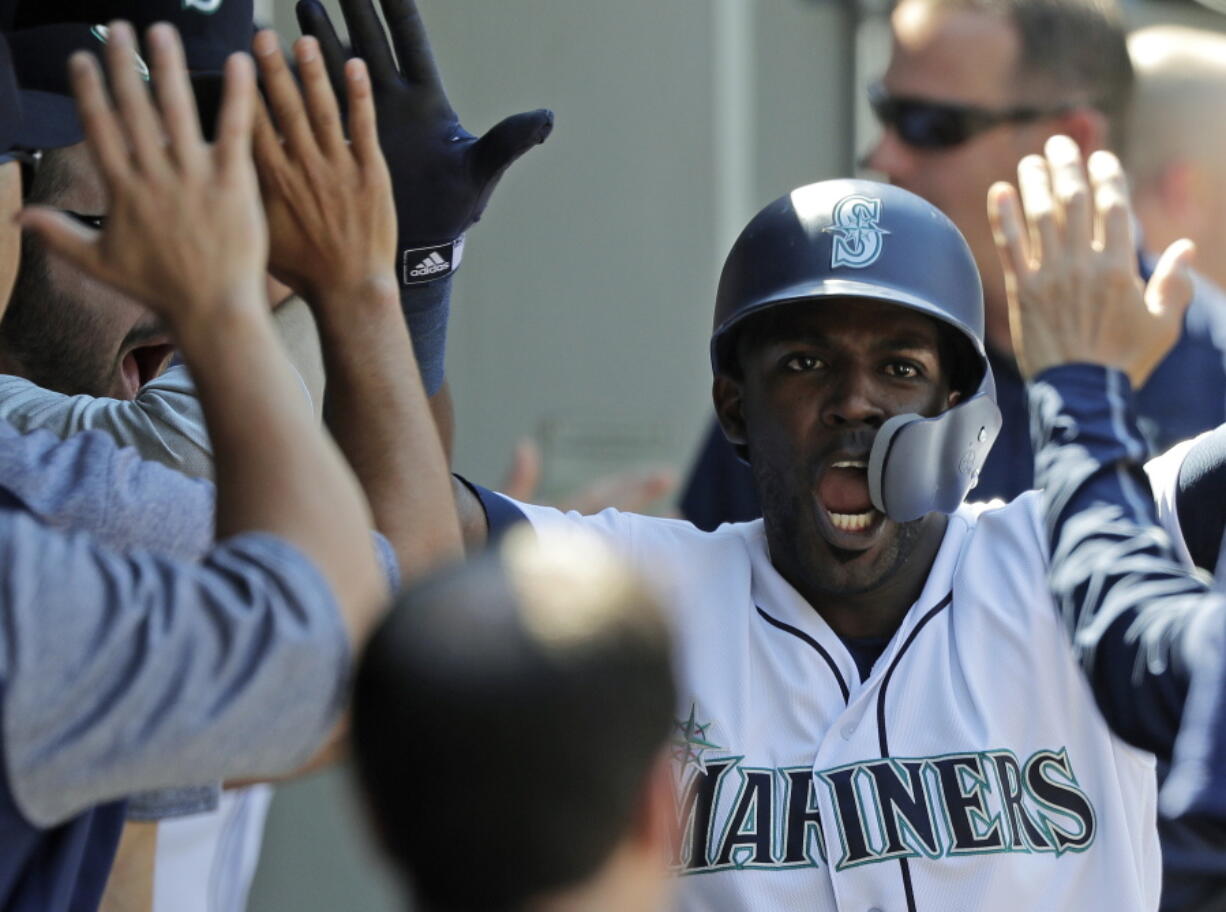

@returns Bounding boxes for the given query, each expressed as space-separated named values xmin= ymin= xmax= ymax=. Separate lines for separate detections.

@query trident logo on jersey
xmin=825 ymin=195 xmax=889 ymax=269
xmin=183 ymin=0 xmax=223 ymax=12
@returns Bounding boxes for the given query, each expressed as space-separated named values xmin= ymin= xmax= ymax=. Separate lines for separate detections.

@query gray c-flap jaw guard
xmin=866 ymin=392 xmax=1003 ymax=522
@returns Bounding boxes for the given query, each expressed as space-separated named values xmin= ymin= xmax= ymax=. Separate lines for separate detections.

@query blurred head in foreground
xmin=352 ymin=526 xmax=677 ymax=912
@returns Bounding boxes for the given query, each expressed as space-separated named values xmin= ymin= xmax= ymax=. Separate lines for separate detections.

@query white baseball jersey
xmin=151 ymin=785 xmax=272 ymax=912
xmin=506 ymin=490 xmax=1160 ymax=911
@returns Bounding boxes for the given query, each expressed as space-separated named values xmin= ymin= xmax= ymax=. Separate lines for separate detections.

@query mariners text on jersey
xmin=672 ymin=739 xmax=1097 ymax=875
xmin=497 ymin=491 xmax=1160 ymax=912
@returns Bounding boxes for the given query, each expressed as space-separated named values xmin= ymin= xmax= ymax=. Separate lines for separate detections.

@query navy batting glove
xmin=296 ymin=0 xmax=553 ymax=393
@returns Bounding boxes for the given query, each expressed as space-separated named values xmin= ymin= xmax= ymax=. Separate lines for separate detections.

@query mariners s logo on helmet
xmin=90 ymin=25 xmax=152 ymax=81
xmin=825 ymin=195 xmax=889 ymax=269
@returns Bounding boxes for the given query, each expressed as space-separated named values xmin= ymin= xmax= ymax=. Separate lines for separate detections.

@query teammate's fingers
xmin=498 ymin=438 xmax=541 ymax=502
xmin=104 ymin=21 xmax=169 ymax=176
xmin=339 ymin=0 xmax=399 ymax=84
xmin=1133 ymin=238 xmax=1196 ymax=387
xmin=1146 ymin=238 xmax=1196 ymax=321
xmin=988 ymin=182 xmax=1035 ymax=369
xmin=295 ymin=36 xmax=345 ymax=157
xmin=1016 ymin=153 xmax=1059 ymax=268
xmin=1045 ymin=135 xmax=1091 ymax=262
xmin=988 ymin=181 xmax=1030 ymax=283
xmin=67 ymin=51 xmax=133 ymax=184
xmin=19 ymin=206 xmax=104 ymax=276
xmin=295 ymin=0 xmax=350 ymax=94
xmin=563 ymin=467 xmax=680 ymax=515
xmin=251 ymin=94 xmax=287 ymax=174
xmin=213 ymin=52 xmax=257 ymax=173
xmin=252 ymin=30 xmax=316 ymax=159
xmin=146 ymin=24 xmax=206 ymax=173
xmin=379 ymin=0 xmax=442 ymax=89
xmin=1087 ymin=150 xmax=1136 ymax=267
xmin=345 ymin=59 xmax=380 ymax=165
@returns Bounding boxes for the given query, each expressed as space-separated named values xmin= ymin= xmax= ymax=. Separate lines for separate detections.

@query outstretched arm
xmin=289 ymin=0 xmax=552 ymax=554
xmin=252 ymin=28 xmax=461 ymax=577
xmin=992 ymin=134 xmax=1211 ymax=758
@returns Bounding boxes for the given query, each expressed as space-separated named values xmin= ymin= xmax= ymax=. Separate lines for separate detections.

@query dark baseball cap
xmin=9 ymin=0 xmax=253 ymax=70
xmin=0 ymin=27 xmax=78 ymax=152
xmin=5 ymin=0 xmax=253 ymax=144
xmin=0 ymin=31 xmax=24 ymax=156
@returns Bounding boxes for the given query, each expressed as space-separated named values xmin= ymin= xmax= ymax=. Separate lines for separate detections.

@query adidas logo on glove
xmin=402 ymin=237 xmax=465 ymax=285
xmin=412 ymin=252 xmax=449 ymax=277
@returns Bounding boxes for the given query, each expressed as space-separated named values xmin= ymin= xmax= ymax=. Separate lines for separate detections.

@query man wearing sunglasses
xmin=862 ymin=0 xmax=1226 ymax=504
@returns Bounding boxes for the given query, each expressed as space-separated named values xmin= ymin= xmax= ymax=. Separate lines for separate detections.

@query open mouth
xmin=119 ymin=342 xmax=176 ymax=398
xmin=816 ymin=458 xmax=884 ymax=546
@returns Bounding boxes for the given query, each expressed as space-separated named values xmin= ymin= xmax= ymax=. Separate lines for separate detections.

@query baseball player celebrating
xmin=444 ymin=166 xmax=1190 ymax=908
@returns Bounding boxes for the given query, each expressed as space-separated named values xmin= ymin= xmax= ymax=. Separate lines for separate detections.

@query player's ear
xmin=946 ymin=388 xmax=962 ymax=409
xmin=713 ymin=374 xmax=748 ymax=449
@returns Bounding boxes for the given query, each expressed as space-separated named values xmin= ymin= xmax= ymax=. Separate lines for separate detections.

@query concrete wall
xmin=247 ymin=1 xmax=852 ymax=909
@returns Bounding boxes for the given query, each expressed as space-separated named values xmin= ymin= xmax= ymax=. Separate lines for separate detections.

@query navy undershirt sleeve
xmin=454 ymin=476 xmax=529 ymax=544
xmin=1030 ymin=364 xmax=1216 ymax=760
xmin=401 ymin=278 xmax=451 ymax=397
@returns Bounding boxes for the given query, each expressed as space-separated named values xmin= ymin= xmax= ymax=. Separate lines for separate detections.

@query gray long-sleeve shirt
xmin=1 ymin=515 xmax=348 ymax=828
xmin=0 ymin=415 xmax=396 ymax=819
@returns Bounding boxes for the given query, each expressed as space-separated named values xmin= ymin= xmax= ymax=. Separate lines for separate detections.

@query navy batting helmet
xmin=710 ymin=179 xmax=1002 ymax=522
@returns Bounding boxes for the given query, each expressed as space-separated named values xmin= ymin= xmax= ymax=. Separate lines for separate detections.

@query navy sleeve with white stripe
xmin=1029 ymin=363 xmax=1220 ymax=760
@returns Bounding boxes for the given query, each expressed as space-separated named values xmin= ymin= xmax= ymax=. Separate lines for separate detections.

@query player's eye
xmin=783 ymin=354 xmax=825 ymax=372
xmin=884 ymin=360 xmax=922 ymax=379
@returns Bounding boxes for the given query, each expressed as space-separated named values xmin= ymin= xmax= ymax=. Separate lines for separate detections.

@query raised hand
xmin=252 ymin=29 xmax=396 ymax=306
xmin=21 ymin=22 xmax=266 ymax=330
xmin=988 ymin=134 xmax=1195 ymax=388
xmin=252 ymin=28 xmax=463 ymax=579
xmin=295 ymin=0 xmax=553 ymax=285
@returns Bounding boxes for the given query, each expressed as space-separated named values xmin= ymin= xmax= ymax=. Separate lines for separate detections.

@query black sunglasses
xmin=868 ymin=83 xmax=1071 ymax=149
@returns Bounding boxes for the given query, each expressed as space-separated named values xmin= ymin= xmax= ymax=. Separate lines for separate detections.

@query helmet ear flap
xmin=868 ymin=390 xmax=1003 ymax=521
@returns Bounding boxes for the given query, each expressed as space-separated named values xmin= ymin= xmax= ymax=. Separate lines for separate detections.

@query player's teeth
xmin=831 ymin=460 xmax=867 ymax=469
xmin=828 ymin=510 xmax=876 ymax=531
